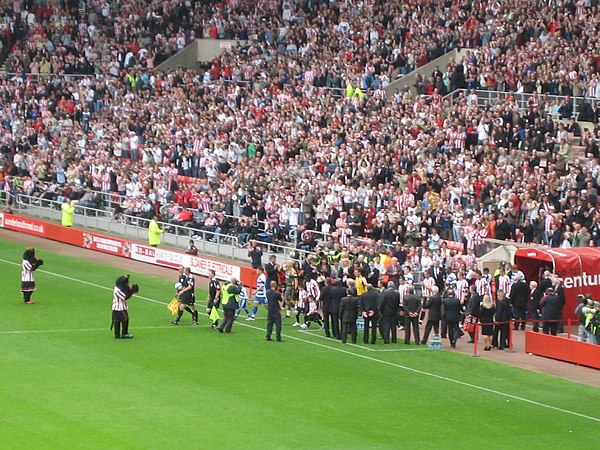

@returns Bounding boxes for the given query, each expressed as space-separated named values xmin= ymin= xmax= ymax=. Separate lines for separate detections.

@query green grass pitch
xmin=1 ymin=238 xmax=599 ymax=449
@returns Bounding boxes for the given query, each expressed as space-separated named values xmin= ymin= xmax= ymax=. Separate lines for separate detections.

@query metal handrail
xmin=445 ymin=88 xmax=598 ymax=122
xmin=4 ymin=192 xmax=311 ymax=261
xmin=10 ymin=192 xmax=113 ymax=219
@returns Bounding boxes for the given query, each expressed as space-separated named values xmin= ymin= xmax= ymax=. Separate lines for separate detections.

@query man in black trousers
xmin=321 ymin=279 xmax=345 ymax=339
xmin=442 ymin=288 xmax=461 ymax=348
xmin=540 ymin=287 xmax=562 ymax=336
xmin=359 ymin=284 xmax=379 ymax=344
xmin=421 ymin=286 xmax=442 ymax=344
xmin=340 ymin=287 xmax=359 ymax=344
xmin=379 ymin=281 xmax=400 ymax=344
xmin=218 ymin=277 xmax=242 ymax=333
xmin=402 ymin=285 xmax=421 ymax=345
xmin=493 ymin=290 xmax=511 ymax=349
xmin=510 ymin=273 xmax=529 ymax=330
xmin=265 ymin=281 xmax=284 ymax=342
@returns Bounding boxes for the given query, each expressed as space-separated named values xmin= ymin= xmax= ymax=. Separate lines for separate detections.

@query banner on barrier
xmin=2 ymin=213 xmax=83 ymax=246
xmin=131 ymin=244 xmax=241 ymax=280
xmin=3 ymin=213 xmax=255 ymax=288
xmin=3 ymin=215 xmax=46 ymax=236
xmin=83 ymin=232 xmax=131 ymax=258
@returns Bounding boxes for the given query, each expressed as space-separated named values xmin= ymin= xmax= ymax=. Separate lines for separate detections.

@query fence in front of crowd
xmin=3 ymin=192 xmax=306 ymax=262
xmin=468 ymin=317 xmax=588 ymax=357
xmin=446 ymin=89 xmax=598 ymax=125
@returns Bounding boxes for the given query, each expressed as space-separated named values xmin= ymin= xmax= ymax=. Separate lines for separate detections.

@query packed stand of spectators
xmin=0 ymin=0 xmax=600 ymax=276
xmin=2 ymin=0 xmax=485 ymax=82
xmin=410 ymin=0 xmax=600 ymax=122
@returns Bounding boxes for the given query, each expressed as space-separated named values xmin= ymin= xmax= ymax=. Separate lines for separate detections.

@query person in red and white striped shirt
xmin=495 ymin=268 xmax=512 ymax=299
xmin=421 ymin=270 xmax=436 ymax=299
xmin=112 ymin=275 xmax=139 ymax=339
xmin=21 ymin=248 xmax=43 ymax=304
xmin=398 ymin=277 xmax=409 ymax=306
xmin=338 ymin=224 xmax=353 ymax=247
xmin=455 ymin=272 xmax=469 ymax=305
xmin=474 ymin=270 xmax=490 ymax=297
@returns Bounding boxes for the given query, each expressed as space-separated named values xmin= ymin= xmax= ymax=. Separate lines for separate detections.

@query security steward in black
xmin=359 ymin=284 xmax=379 ymax=344
xmin=379 ymin=281 xmax=400 ymax=344
xmin=265 ymin=281 xmax=284 ymax=342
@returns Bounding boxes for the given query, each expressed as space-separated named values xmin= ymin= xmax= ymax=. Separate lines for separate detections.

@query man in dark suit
xmin=421 ymin=286 xmax=442 ymax=344
xmin=539 ymin=270 xmax=553 ymax=293
xmin=386 ymin=258 xmax=402 ymax=286
xmin=553 ymin=276 xmax=566 ymax=333
xmin=442 ymin=289 xmax=461 ymax=348
xmin=528 ymin=280 xmax=542 ymax=332
xmin=540 ymin=287 xmax=562 ymax=336
xmin=365 ymin=260 xmax=380 ymax=287
xmin=509 ymin=274 xmax=529 ymax=330
xmin=402 ymin=285 xmax=422 ymax=345
xmin=493 ymin=291 xmax=511 ymax=349
xmin=340 ymin=287 xmax=359 ymax=344
xmin=264 ymin=255 xmax=280 ymax=286
xmin=319 ymin=278 xmax=334 ymax=338
xmin=326 ymin=279 xmax=346 ymax=339
xmin=265 ymin=281 xmax=284 ymax=342
xmin=359 ymin=284 xmax=379 ymax=344
xmin=430 ymin=261 xmax=446 ymax=291
xmin=379 ymin=281 xmax=400 ymax=344
xmin=464 ymin=285 xmax=481 ymax=343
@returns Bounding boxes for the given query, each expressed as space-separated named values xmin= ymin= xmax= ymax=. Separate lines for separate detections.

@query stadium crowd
xmin=1 ymin=0 xmax=600 ymax=265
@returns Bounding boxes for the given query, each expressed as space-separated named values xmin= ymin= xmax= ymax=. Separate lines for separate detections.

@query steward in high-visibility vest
xmin=221 ymin=282 xmax=238 ymax=309
xmin=218 ymin=279 xmax=242 ymax=333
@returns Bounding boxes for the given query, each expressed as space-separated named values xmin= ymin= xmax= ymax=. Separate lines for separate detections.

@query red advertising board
xmin=130 ymin=243 xmax=255 ymax=286
xmin=0 ymin=213 xmax=255 ymax=288
xmin=82 ymin=232 xmax=131 ymax=258
xmin=514 ymin=247 xmax=600 ymax=321
xmin=2 ymin=213 xmax=83 ymax=246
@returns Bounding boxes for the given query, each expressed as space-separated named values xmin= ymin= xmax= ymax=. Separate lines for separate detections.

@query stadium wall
xmin=525 ymin=331 xmax=600 ymax=370
xmin=0 ymin=212 xmax=257 ymax=288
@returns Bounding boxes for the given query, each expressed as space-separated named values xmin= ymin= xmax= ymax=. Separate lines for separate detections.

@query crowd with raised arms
xmin=0 ymin=0 xmax=600 ymax=266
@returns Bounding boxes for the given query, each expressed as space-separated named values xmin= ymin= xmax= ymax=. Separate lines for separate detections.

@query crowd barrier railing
xmin=470 ymin=317 xmax=585 ymax=357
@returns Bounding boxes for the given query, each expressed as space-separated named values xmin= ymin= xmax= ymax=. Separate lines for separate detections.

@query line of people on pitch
xmin=316 ymin=278 xmax=467 ymax=347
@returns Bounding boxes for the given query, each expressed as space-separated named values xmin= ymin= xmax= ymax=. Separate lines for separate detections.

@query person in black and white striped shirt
xmin=21 ymin=248 xmax=43 ymax=304
xmin=112 ymin=275 xmax=139 ymax=339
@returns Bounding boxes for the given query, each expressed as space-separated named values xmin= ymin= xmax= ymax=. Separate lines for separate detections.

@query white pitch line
xmin=1 ymin=257 xmax=599 ymax=424
xmin=238 ymin=320 xmax=600 ymax=423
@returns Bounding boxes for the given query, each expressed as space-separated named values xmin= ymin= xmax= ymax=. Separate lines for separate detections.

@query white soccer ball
xmin=174 ymin=282 xmax=183 ymax=290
